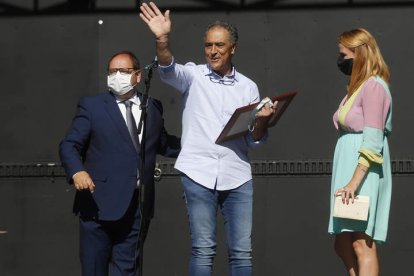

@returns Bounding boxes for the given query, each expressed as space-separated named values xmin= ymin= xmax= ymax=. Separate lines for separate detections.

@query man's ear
xmin=136 ymin=70 xmax=142 ymax=82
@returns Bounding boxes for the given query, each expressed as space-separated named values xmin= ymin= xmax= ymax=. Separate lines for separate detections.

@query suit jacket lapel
xmin=103 ymin=92 xmax=136 ymax=150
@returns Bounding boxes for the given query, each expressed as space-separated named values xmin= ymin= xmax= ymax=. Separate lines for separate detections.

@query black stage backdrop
xmin=1 ymin=2 xmax=414 ymax=275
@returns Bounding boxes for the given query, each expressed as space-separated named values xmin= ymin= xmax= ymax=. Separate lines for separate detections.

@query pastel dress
xmin=328 ymin=76 xmax=392 ymax=243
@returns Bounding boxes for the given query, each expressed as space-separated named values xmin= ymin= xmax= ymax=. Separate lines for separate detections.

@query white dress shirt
xmin=115 ymin=93 xmax=143 ymax=143
xmin=158 ymin=59 xmax=268 ymax=191
xmin=115 ymin=92 xmax=143 ymax=187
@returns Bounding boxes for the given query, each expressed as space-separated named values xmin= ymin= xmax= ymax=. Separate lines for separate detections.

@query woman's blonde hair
xmin=339 ymin=28 xmax=390 ymax=96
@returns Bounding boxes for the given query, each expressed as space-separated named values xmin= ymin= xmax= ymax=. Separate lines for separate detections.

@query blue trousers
xmin=79 ymin=191 xmax=141 ymax=276
xmin=181 ymin=175 xmax=253 ymax=276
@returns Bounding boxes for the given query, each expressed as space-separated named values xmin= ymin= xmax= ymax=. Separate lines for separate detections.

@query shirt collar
xmin=205 ymin=64 xmax=238 ymax=81
xmin=204 ymin=64 xmax=238 ymax=86
xmin=115 ymin=92 xmax=141 ymax=105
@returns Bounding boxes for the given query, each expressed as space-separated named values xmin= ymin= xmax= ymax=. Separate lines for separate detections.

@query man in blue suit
xmin=59 ymin=50 xmax=180 ymax=276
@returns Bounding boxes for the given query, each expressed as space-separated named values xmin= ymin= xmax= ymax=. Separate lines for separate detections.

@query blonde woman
xmin=328 ymin=28 xmax=392 ymax=276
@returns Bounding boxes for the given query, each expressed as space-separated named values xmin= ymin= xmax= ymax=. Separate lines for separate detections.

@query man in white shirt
xmin=140 ymin=3 xmax=275 ymax=275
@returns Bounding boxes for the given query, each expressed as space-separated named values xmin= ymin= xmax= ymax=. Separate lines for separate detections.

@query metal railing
xmin=1 ymin=159 xmax=413 ymax=180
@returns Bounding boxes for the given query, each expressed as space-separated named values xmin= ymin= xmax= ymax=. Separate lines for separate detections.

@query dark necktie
xmin=124 ymin=100 xmax=140 ymax=153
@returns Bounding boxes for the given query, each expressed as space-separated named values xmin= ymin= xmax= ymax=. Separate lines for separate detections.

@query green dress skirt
xmin=328 ymin=132 xmax=392 ymax=243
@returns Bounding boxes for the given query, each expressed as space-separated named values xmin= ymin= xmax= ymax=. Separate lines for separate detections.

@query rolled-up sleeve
xmin=358 ymin=80 xmax=391 ymax=167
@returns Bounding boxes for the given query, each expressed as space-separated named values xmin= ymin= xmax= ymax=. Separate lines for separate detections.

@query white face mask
xmin=107 ymin=71 xmax=136 ymax=96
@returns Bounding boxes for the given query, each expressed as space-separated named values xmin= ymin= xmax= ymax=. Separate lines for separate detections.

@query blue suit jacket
xmin=59 ymin=91 xmax=180 ymax=221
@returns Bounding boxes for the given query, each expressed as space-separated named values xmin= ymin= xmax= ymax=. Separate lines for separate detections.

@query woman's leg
xmin=352 ymin=232 xmax=379 ymax=276
xmin=335 ymin=232 xmax=358 ymax=276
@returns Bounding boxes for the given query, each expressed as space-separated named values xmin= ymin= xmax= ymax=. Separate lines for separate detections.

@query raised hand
xmin=139 ymin=2 xmax=171 ymax=40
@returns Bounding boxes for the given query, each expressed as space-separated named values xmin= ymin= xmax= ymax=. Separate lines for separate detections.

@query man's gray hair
xmin=205 ymin=20 xmax=238 ymax=45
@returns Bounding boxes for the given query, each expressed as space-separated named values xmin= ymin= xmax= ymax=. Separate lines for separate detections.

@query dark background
xmin=1 ymin=1 xmax=413 ymax=275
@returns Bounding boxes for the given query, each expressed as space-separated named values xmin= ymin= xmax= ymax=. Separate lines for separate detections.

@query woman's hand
xmin=334 ymin=163 xmax=368 ymax=204
xmin=334 ymin=181 xmax=359 ymax=204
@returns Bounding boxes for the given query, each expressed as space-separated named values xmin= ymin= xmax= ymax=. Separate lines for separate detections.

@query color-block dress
xmin=328 ymin=76 xmax=392 ymax=243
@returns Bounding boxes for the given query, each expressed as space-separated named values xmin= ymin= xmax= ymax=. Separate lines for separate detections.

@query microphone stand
xmin=135 ymin=59 xmax=157 ymax=276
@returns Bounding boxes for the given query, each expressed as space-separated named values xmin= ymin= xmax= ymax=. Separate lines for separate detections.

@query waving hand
xmin=139 ymin=2 xmax=171 ymax=40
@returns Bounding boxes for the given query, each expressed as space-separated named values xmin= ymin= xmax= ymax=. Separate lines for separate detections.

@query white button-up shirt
xmin=158 ymin=59 xmax=267 ymax=190
xmin=115 ymin=92 xmax=142 ymax=187
xmin=115 ymin=93 xmax=143 ymax=143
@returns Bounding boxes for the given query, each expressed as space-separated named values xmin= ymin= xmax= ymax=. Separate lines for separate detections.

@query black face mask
xmin=337 ymin=55 xmax=353 ymax=76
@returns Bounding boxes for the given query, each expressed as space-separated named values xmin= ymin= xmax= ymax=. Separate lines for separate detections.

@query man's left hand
xmin=256 ymin=100 xmax=277 ymax=119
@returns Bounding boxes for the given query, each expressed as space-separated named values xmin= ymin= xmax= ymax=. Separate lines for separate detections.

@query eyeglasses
xmin=209 ymin=75 xmax=235 ymax=86
xmin=107 ymin=68 xmax=137 ymax=76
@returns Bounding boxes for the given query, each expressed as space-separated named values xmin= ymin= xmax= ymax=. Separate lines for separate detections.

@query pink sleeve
xmin=362 ymin=79 xmax=390 ymax=130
